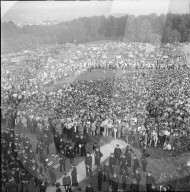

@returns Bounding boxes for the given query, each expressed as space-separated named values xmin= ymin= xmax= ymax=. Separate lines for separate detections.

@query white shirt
xmin=68 ymin=123 xmax=73 ymax=129
xmin=165 ymin=130 xmax=170 ymax=136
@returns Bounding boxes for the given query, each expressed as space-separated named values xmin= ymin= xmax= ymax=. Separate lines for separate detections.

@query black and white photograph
xmin=1 ymin=0 xmax=190 ymax=192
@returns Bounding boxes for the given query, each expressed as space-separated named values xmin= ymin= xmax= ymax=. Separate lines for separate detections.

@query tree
xmin=116 ymin=16 xmax=128 ymax=40
xmin=150 ymin=33 xmax=161 ymax=44
xmin=171 ymin=29 xmax=181 ymax=43
xmin=162 ymin=26 xmax=173 ymax=43
xmin=138 ymin=20 xmax=153 ymax=42
xmin=1 ymin=13 xmax=190 ymax=53
xmin=124 ymin=15 xmax=138 ymax=42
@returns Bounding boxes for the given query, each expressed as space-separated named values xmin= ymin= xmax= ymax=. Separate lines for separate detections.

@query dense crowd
xmin=1 ymin=42 xmax=190 ymax=192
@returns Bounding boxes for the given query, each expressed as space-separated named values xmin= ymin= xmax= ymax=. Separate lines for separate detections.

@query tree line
xmin=1 ymin=13 xmax=190 ymax=53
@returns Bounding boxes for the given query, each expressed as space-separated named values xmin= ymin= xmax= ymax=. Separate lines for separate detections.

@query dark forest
xmin=1 ymin=13 xmax=190 ymax=53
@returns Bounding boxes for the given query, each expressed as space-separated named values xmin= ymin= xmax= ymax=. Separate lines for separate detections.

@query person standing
xmin=125 ymin=145 xmax=130 ymax=156
xmin=151 ymin=184 xmax=159 ymax=192
xmin=24 ymin=139 xmax=33 ymax=155
xmin=85 ymin=183 xmax=94 ymax=192
xmin=20 ymin=170 xmax=30 ymax=192
xmin=133 ymin=155 xmax=140 ymax=176
xmin=146 ymin=171 xmax=155 ymax=192
xmin=36 ymin=140 xmax=45 ymax=155
xmin=97 ymin=168 xmax=103 ymax=192
xmin=65 ymin=141 xmax=72 ymax=156
xmin=121 ymin=170 xmax=128 ymax=191
xmin=85 ymin=152 xmax=92 ymax=177
xmin=94 ymin=148 xmax=103 ymax=170
xmin=55 ymin=182 xmax=62 ymax=192
xmin=79 ymin=135 xmax=87 ymax=157
xmin=117 ymin=121 xmax=122 ymax=139
xmin=30 ymin=164 xmax=40 ymax=188
xmin=67 ymin=146 xmax=75 ymax=165
xmin=43 ymin=133 xmax=50 ymax=155
xmin=103 ymin=161 xmax=110 ymax=183
xmin=10 ymin=169 xmax=19 ymax=192
xmin=67 ymin=121 xmax=73 ymax=140
xmin=72 ymin=122 xmax=78 ymax=138
xmin=110 ymin=173 xmax=119 ymax=192
xmin=38 ymin=177 xmax=47 ymax=192
xmin=54 ymin=132 xmax=61 ymax=154
xmin=66 ymin=185 xmax=73 ymax=192
xmin=62 ymin=172 xmax=71 ymax=191
xmin=59 ymin=138 xmax=66 ymax=155
xmin=126 ymin=149 xmax=132 ymax=168
xmin=114 ymin=144 xmax=122 ymax=165
xmin=141 ymin=153 xmax=148 ymax=172
xmin=119 ymin=155 xmax=127 ymax=175
xmin=73 ymin=134 xmax=80 ymax=155
xmin=78 ymin=122 xmax=84 ymax=136
xmin=109 ymin=153 xmax=116 ymax=175
xmin=71 ymin=165 xmax=78 ymax=186
xmin=130 ymin=180 xmax=139 ymax=192
xmin=39 ymin=151 xmax=47 ymax=172
xmin=28 ymin=149 xmax=35 ymax=160
xmin=135 ymin=169 xmax=141 ymax=191
xmin=113 ymin=126 xmax=118 ymax=139
xmin=59 ymin=151 xmax=67 ymax=173
xmin=48 ymin=166 xmax=56 ymax=187
xmin=93 ymin=143 xmax=98 ymax=153
xmin=4 ymin=175 xmax=18 ymax=192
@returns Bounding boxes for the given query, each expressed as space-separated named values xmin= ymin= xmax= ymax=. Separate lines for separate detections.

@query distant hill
xmin=1 ymin=13 xmax=190 ymax=53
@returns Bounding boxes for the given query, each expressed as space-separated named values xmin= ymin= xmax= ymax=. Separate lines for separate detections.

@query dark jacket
xmin=79 ymin=138 xmax=87 ymax=147
xmin=122 ymin=174 xmax=128 ymax=184
xmin=146 ymin=175 xmax=155 ymax=185
xmin=67 ymin=148 xmax=75 ymax=159
xmin=103 ymin=164 xmax=110 ymax=175
xmin=114 ymin=148 xmax=122 ymax=157
xmin=109 ymin=156 xmax=116 ymax=166
xmin=133 ymin=159 xmax=140 ymax=170
xmin=56 ymin=188 xmax=62 ymax=192
xmin=62 ymin=175 xmax=71 ymax=186
xmin=59 ymin=154 xmax=67 ymax=164
xmin=130 ymin=183 xmax=139 ymax=192
xmin=5 ymin=180 xmax=17 ymax=192
xmin=95 ymin=151 xmax=103 ymax=166
xmin=85 ymin=156 xmax=92 ymax=167
xmin=135 ymin=173 xmax=141 ymax=184
xmin=85 ymin=186 xmax=94 ymax=192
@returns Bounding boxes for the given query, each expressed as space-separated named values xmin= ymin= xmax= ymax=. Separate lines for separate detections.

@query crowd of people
xmin=1 ymin=42 xmax=190 ymax=192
